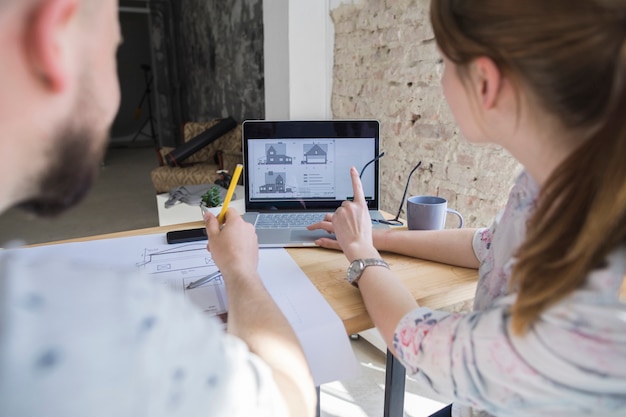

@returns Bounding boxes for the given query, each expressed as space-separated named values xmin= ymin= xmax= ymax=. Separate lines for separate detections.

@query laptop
xmin=241 ymin=120 xmax=388 ymax=247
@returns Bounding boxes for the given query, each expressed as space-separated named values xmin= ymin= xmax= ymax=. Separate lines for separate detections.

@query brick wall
xmin=331 ymin=0 xmax=521 ymax=227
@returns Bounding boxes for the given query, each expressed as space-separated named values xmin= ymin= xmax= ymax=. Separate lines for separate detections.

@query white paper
xmin=256 ymin=248 xmax=360 ymax=385
xmin=15 ymin=233 xmax=360 ymax=385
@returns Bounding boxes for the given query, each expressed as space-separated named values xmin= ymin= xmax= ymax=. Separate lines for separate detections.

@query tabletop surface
xmin=287 ymin=246 xmax=477 ymax=334
xmin=39 ymin=219 xmax=479 ymax=334
xmin=45 ymin=220 xmax=626 ymax=334
xmin=35 ymin=212 xmax=626 ymax=343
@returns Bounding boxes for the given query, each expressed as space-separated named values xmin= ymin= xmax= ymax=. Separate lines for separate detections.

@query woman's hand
xmin=327 ymin=167 xmax=378 ymax=262
xmin=306 ymin=213 xmax=342 ymax=250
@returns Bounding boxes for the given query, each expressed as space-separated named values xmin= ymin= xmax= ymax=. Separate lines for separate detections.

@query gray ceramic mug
xmin=406 ymin=196 xmax=464 ymax=230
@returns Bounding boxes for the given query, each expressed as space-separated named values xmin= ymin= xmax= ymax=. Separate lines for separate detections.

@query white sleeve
xmin=0 ymin=253 xmax=288 ymax=417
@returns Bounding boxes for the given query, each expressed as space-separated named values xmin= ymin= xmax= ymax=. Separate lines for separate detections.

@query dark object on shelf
xmin=164 ymin=117 xmax=237 ymax=167
xmin=213 ymin=170 xmax=232 ymax=189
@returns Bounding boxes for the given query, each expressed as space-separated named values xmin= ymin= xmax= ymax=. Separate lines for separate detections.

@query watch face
xmin=347 ymin=258 xmax=390 ymax=286
xmin=347 ymin=259 xmax=365 ymax=283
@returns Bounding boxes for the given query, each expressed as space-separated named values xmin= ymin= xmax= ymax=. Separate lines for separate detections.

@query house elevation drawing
xmin=259 ymin=171 xmax=294 ymax=193
xmin=302 ymin=144 xmax=328 ymax=164
xmin=248 ymin=139 xmax=339 ymax=199
xmin=258 ymin=142 xmax=293 ymax=165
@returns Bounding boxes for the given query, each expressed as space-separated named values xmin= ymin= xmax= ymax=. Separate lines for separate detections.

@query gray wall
xmin=150 ymin=0 xmax=265 ymax=146
xmin=178 ymin=0 xmax=264 ymax=122
xmin=112 ymin=9 xmax=153 ymax=140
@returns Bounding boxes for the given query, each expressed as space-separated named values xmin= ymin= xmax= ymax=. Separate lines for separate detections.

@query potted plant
xmin=199 ymin=186 xmax=223 ymax=216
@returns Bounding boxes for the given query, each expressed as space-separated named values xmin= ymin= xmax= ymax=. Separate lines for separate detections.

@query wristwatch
xmin=347 ymin=258 xmax=390 ymax=287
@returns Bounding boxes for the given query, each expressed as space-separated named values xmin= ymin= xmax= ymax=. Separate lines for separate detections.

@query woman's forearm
xmin=374 ymin=228 xmax=480 ymax=269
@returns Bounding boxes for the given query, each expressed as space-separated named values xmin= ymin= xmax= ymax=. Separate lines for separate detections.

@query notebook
xmin=241 ymin=120 xmax=388 ymax=247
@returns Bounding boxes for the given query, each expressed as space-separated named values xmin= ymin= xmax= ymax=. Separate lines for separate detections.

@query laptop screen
xmin=243 ymin=120 xmax=381 ymax=212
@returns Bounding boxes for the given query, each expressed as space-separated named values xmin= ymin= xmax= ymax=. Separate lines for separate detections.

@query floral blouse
xmin=393 ymin=171 xmax=626 ymax=417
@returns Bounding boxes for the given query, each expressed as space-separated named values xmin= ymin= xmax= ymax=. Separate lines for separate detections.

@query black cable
xmin=376 ymin=160 xmax=422 ymax=226
xmin=357 ymin=152 xmax=422 ymax=226
xmin=359 ymin=152 xmax=385 ymax=178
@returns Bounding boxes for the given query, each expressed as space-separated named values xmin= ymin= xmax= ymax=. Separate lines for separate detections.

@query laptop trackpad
xmin=290 ymin=229 xmax=335 ymax=244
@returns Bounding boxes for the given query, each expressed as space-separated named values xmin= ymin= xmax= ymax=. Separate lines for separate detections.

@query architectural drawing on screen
xmin=258 ymin=142 xmax=293 ymax=165
xmin=302 ymin=144 xmax=328 ymax=164
xmin=259 ymin=171 xmax=295 ymax=194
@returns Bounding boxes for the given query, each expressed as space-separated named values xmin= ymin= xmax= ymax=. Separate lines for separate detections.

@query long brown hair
xmin=430 ymin=0 xmax=626 ymax=334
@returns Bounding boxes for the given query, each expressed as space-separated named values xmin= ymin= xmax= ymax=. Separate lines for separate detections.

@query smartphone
xmin=166 ymin=227 xmax=207 ymax=244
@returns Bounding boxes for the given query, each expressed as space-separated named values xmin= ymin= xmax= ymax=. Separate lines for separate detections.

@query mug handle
xmin=446 ymin=209 xmax=464 ymax=228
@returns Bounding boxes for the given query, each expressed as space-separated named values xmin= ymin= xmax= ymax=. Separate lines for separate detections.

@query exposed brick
xmin=331 ymin=0 xmax=518 ymax=227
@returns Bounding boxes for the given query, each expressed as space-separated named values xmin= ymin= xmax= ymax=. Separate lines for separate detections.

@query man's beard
xmin=17 ymin=125 xmax=108 ymax=218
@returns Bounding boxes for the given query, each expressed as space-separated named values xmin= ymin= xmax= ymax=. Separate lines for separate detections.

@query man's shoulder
xmin=0 ymin=249 xmax=144 ymax=311
xmin=0 ymin=250 xmax=276 ymax=417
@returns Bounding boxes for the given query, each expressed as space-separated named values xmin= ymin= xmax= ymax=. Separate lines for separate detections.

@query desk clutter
xmin=163 ymin=184 xmax=233 ymax=208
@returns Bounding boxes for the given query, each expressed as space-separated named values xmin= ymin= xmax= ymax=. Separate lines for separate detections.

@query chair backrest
xmin=182 ymin=121 xmax=242 ymax=164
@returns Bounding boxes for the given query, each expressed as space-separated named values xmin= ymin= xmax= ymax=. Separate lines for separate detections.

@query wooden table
xmin=43 ymin=221 xmax=478 ymax=332
xmin=41 ymin=220 xmax=479 ymax=417
xmin=288 ymin=245 xmax=477 ymax=334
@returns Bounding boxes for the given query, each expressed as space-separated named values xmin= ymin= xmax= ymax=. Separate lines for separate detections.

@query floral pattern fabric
xmin=393 ymin=171 xmax=626 ymax=417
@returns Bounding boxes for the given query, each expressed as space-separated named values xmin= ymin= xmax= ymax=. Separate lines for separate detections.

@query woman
xmin=309 ymin=0 xmax=626 ymax=416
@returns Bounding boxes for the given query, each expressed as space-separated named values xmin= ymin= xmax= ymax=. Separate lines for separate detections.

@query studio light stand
xmin=131 ymin=64 xmax=158 ymax=147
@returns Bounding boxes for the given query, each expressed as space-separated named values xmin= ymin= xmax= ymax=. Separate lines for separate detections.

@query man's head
xmin=0 ymin=0 xmax=121 ymax=216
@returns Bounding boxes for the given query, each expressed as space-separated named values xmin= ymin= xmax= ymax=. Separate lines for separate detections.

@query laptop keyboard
xmin=255 ymin=213 xmax=328 ymax=229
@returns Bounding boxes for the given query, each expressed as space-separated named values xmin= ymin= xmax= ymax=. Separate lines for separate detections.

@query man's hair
xmin=431 ymin=0 xmax=626 ymax=334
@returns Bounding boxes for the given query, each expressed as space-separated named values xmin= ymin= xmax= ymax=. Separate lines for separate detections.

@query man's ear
xmin=27 ymin=0 xmax=79 ymax=92
xmin=471 ymin=56 xmax=502 ymax=110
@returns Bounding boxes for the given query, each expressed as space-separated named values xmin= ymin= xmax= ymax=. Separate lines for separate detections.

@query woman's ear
xmin=471 ymin=56 xmax=502 ymax=110
xmin=26 ymin=0 xmax=78 ymax=92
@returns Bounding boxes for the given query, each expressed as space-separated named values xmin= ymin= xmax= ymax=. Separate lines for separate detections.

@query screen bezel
xmin=242 ymin=120 xmax=381 ymax=212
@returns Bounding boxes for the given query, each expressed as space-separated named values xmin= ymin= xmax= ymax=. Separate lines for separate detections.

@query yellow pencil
xmin=217 ymin=164 xmax=243 ymax=225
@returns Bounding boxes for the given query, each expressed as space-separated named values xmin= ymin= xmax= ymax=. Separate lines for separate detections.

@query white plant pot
xmin=200 ymin=204 xmax=222 ymax=217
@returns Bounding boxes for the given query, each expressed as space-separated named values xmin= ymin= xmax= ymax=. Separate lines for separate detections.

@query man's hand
xmin=205 ymin=207 xmax=317 ymax=417
xmin=204 ymin=208 xmax=258 ymax=278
